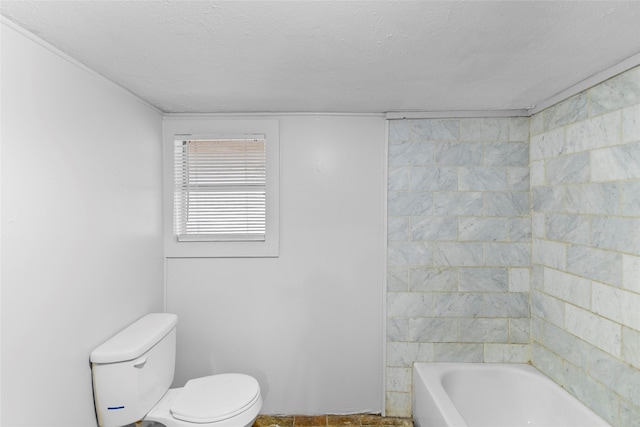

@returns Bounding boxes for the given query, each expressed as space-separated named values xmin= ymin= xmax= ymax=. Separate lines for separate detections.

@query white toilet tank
xmin=91 ymin=313 xmax=178 ymax=427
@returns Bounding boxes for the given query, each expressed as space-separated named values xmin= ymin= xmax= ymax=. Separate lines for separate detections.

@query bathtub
xmin=413 ymin=363 xmax=610 ymax=427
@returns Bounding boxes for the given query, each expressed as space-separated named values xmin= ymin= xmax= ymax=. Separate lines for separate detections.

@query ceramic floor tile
xmin=253 ymin=415 xmax=295 ymax=426
xmin=253 ymin=414 xmax=412 ymax=427
xmin=294 ymin=415 xmax=329 ymax=426
xmin=327 ymin=414 xmax=361 ymax=425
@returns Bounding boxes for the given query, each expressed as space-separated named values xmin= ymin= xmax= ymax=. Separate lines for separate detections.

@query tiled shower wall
xmin=386 ymin=117 xmax=531 ymax=416
xmin=530 ymin=65 xmax=640 ymax=426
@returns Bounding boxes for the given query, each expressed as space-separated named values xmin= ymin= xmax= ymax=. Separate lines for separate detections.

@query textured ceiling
xmin=2 ymin=1 xmax=640 ymax=114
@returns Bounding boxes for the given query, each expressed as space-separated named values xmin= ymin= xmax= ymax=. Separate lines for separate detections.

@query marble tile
xmin=434 ymin=192 xmax=483 ymax=216
xmin=532 ymin=186 xmax=565 ymax=213
xmin=563 ymin=113 xmax=617 ymax=156
xmin=387 ymin=318 xmax=408 ymax=341
xmin=386 ymin=367 xmax=411 ymax=392
xmin=409 ymin=166 xmax=457 ymax=191
xmin=410 ymin=216 xmax=457 ymax=241
xmin=387 ymin=267 xmax=408 ymax=291
xmin=458 ymin=267 xmax=508 ymax=292
xmin=387 ymin=216 xmax=409 ymax=242
xmin=566 ymin=182 xmax=620 ymax=215
xmin=531 ymin=317 xmax=544 ymax=342
xmin=509 ymin=117 xmax=529 ymax=142
xmin=409 ymin=267 xmax=457 ymax=292
xmin=507 ymin=167 xmax=530 ymax=190
xmin=434 ymin=242 xmax=484 ymax=266
xmin=565 ymin=110 xmax=621 ymax=153
xmin=415 ymin=343 xmax=435 ymax=363
xmin=622 ymin=103 xmax=640 ymax=143
xmin=592 ymin=216 xmax=640 ymax=255
xmin=545 ymin=213 xmax=590 ymax=245
xmin=529 ymin=112 xmax=544 ymax=136
xmin=545 ymin=152 xmax=589 ymax=184
xmin=484 ymin=343 xmax=530 ymax=363
xmin=588 ymin=346 xmax=640 ymax=406
xmin=433 ymin=293 xmax=483 ymax=317
xmin=433 ymin=343 xmax=483 ymax=362
xmin=530 ymin=160 xmax=545 ymax=187
xmin=458 ymin=217 xmax=509 ymax=242
xmin=592 ymin=282 xmax=640 ymax=331
xmin=590 ymin=66 xmax=640 ymax=116
xmin=482 ymin=118 xmax=509 ymax=142
xmin=563 ymin=363 xmax=619 ymax=425
xmin=460 ymin=318 xmax=509 ymax=342
xmin=388 ymin=167 xmax=409 ymax=191
xmin=484 ymin=242 xmax=530 ymax=267
xmin=531 ymin=290 xmax=565 ymax=327
xmin=389 ymin=120 xmax=411 ymax=143
xmin=387 ymin=342 xmax=420 ymax=368
xmin=483 ymin=293 xmax=530 ymax=318
xmin=591 ymin=141 xmax=640 ymax=181
xmin=509 ymin=268 xmax=530 ymax=292
xmin=434 ymin=141 xmax=483 ymax=166
xmin=484 ymin=142 xmax=529 ymax=166
xmin=541 ymin=320 xmax=590 ymax=369
xmin=388 ymin=141 xmax=434 ymax=166
xmin=567 ymin=244 xmax=622 ymax=286
xmin=531 ymin=128 xmax=566 ymax=160
xmin=509 ymin=218 xmax=531 ymax=242
xmin=622 ymin=180 xmax=640 ymax=216
xmin=532 ymin=213 xmax=545 ymax=238
xmin=531 ymin=265 xmax=544 ymax=290
xmin=411 ymin=119 xmax=460 ymax=141
xmin=565 ymin=304 xmax=622 ymax=357
xmin=543 ymin=92 xmax=588 ymax=131
xmin=509 ymin=318 xmax=530 ymax=343
xmin=622 ymin=327 xmax=640 ymax=369
xmin=622 ymin=254 xmax=640 ymax=293
xmin=385 ymin=392 xmax=412 ymax=418
xmin=388 ymin=191 xmax=432 ymax=216
xmin=484 ymin=192 xmax=529 ymax=217
xmin=620 ymin=400 xmax=640 ymax=427
xmin=387 ymin=241 xmax=432 ymax=266
xmin=532 ymin=239 xmax=566 ymax=270
xmin=408 ymin=317 xmax=460 ymax=342
xmin=459 ymin=118 xmax=483 ymax=141
xmin=531 ymin=343 xmax=564 ymax=385
xmin=387 ymin=292 xmax=433 ymax=317
xmin=543 ymin=267 xmax=591 ymax=309
xmin=459 ymin=167 xmax=507 ymax=191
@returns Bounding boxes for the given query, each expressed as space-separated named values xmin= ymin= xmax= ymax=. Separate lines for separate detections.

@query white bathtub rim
xmin=412 ymin=362 xmax=610 ymax=427
xmin=413 ymin=363 xmax=469 ymax=427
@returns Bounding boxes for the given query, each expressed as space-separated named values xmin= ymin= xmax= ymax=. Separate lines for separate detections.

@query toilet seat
xmin=171 ymin=374 xmax=261 ymax=423
xmin=144 ymin=373 xmax=262 ymax=427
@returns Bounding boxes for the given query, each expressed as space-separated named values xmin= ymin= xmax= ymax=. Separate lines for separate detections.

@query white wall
xmin=1 ymin=21 xmax=164 ymax=427
xmin=166 ymin=115 xmax=386 ymax=415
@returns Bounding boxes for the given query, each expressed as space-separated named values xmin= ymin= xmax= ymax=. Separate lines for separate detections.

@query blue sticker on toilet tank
xmin=107 ymin=406 xmax=125 ymax=410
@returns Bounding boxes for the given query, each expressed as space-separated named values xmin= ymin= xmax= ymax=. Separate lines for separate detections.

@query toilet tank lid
xmin=90 ymin=313 xmax=178 ymax=364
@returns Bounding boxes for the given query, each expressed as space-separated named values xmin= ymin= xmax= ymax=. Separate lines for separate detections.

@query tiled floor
xmin=253 ymin=414 xmax=413 ymax=427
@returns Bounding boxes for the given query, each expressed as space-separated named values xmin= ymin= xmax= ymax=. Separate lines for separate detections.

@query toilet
xmin=90 ymin=313 xmax=262 ymax=427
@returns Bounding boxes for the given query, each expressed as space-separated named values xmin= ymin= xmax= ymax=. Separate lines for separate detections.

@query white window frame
xmin=163 ymin=118 xmax=279 ymax=258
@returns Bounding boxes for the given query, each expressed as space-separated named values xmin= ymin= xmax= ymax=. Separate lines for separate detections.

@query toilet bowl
xmin=90 ymin=313 xmax=262 ymax=427
xmin=145 ymin=374 xmax=262 ymax=427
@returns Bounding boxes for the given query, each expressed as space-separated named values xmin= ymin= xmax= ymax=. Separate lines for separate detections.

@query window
xmin=163 ymin=118 xmax=279 ymax=257
xmin=174 ymin=136 xmax=266 ymax=242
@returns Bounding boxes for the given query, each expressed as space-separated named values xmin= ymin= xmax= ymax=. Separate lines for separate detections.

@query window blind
xmin=174 ymin=136 xmax=266 ymax=242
